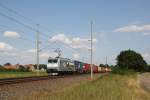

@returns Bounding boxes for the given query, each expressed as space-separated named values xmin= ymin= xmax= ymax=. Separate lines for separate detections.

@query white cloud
xmin=3 ymin=31 xmax=20 ymax=38
xmin=0 ymin=45 xmax=58 ymax=64
xmin=40 ymin=52 xmax=57 ymax=58
xmin=0 ymin=42 xmax=15 ymax=51
xmin=114 ymin=24 xmax=150 ymax=32
xmin=143 ymin=32 xmax=150 ymax=36
xmin=141 ymin=53 xmax=150 ymax=64
xmin=49 ymin=34 xmax=97 ymax=49
xmin=40 ymin=52 xmax=50 ymax=58
xmin=3 ymin=51 xmax=17 ymax=56
xmin=73 ymin=53 xmax=80 ymax=60
xmin=27 ymin=49 xmax=36 ymax=53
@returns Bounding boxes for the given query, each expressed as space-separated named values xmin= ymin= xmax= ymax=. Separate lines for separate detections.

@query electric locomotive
xmin=47 ymin=57 xmax=75 ymax=74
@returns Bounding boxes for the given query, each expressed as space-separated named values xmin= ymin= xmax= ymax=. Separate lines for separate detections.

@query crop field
xmin=33 ymin=73 xmax=150 ymax=100
xmin=0 ymin=72 xmax=48 ymax=79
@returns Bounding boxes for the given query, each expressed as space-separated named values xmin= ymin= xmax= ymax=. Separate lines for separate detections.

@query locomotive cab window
xmin=48 ymin=59 xmax=58 ymax=63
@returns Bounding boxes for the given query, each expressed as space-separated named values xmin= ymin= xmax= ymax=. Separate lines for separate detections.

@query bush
xmin=0 ymin=67 xmax=29 ymax=72
xmin=116 ymin=49 xmax=148 ymax=72
xmin=148 ymin=65 xmax=150 ymax=72
xmin=99 ymin=64 xmax=109 ymax=67
xmin=4 ymin=62 xmax=11 ymax=66
xmin=34 ymin=64 xmax=47 ymax=70
xmin=18 ymin=65 xmax=29 ymax=72
xmin=111 ymin=65 xmax=135 ymax=75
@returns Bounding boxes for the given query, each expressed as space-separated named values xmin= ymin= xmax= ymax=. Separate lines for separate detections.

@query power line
xmin=0 ymin=12 xmax=36 ymax=31
xmin=0 ymin=24 xmax=10 ymax=28
xmin=0 ymin=24 xmax=49 ymax=44
xmin=0 ymin=12 xmax=50 ymax=40
xmin=18 ymin=37 xmax=35 ymax=44
xmin=0 ymin=24 xmax=35 ymax=44
xmin=0 ymin=3 xmax=52 ymax=32
xmin=90 ymin=21 xmax=93 ymax=80
xmin=0 ymin=3 xmax=36 ymax=24
xmin=1 ymin=13 xmax=51 ymax=42
xmin=0 ymin=3 xmax=52 ymax=38
xmin=36 ymin=24 xmax=39 ymax=75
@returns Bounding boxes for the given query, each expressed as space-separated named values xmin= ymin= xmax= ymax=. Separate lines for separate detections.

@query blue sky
xmin=0 ymin=0 xmax=150 ymax=65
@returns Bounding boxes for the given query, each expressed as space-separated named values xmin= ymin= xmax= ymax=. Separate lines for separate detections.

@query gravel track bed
xmin=0 ymin=73 xmax=105 ymax=100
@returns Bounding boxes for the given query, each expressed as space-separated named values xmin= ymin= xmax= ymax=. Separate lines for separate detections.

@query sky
xmin=0 ymin=0 xmax=150 ymax=65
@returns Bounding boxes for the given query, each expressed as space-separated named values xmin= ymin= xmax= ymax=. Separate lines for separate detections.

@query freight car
xmin=83 ymin=63 xmax=91 ymax=73
xmin=93 ymin=65 xmax=99 ymax=73
xmin=74 ymin=60 xmax=84 ymax=73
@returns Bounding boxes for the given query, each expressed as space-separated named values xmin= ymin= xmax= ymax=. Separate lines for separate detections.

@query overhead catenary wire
xmin=0 ymin=3 xmax=96 ymax=64
xmin=0 ymin=12 xmax=50 ymax=39
xmin=0 ymin=3 xmax=52 ymax=38
xmin=0 ymin=3 xmax=58 ymax=50
xmin=0 ymin=3 xmax=53 ymax=65
xmin=90 ymin=21 xmax=93 ymax=80
xmin=0 ymin=3 xmax=36 ymax=24
xmin=0 ymin=24 xmax=48 ymax=53
xmin=0 ymin=12 xmax=36 ymax=31
xmin=0 ymin=24 xmax=35 ymax=44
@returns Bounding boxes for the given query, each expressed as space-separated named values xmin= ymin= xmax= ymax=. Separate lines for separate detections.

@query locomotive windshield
xmin=48 ymin=59 xmax=58 ymax=63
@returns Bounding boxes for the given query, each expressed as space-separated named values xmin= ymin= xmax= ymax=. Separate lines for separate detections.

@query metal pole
xmin=82 ymin=57 xmax=84 ymax=62
xmin=36 ymin=24 xmax=39 ymax=76
xmin=106 ymin=56 xmax=107 ymax=67
xmin=90 ymin=21 xmax=93 ymax=80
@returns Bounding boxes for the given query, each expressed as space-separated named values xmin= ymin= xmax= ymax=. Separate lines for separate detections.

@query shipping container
xmin=93 ymin=65 xmax=98 ymax=73
xmin=74 ymin=61 xmax=84 ymax=73
xmin=98 ymin=66 xmax=102 ymax=72
xmin=83 ymin=63 xmax=91 ymax=73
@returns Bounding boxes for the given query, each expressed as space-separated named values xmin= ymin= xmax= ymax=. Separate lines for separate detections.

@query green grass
xmin=47 ymin=73 xmax=150 ymax=100
xmin=0 ymin=72 xmax=48 ymax=79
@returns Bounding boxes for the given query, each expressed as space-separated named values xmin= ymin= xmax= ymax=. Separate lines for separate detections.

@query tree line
xmin=0 ymin=63 xmax=47 ymax=72
xmin=99 ymin=49 xmax=150 ymax=74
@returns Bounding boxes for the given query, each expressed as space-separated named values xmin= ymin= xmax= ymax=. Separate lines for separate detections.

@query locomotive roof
xmin=48 ymin=57 xmax=72 ymax=61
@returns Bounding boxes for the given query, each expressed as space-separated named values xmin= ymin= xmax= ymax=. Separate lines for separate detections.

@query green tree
xmin=19 ymin=65 xmax=28 ymax=72
xmin=148 ymin=65 xmax=150 ymax=72
xmin=4 ymin=62 xmax=11 ymax=66
xmin=99 ymin=64 xmax=105 ymax=67
xmin=116 ymin=49 xmax=147 ymax=72
xmin=99 ymin=64 xmax=109 ymax=68
xmin=34 ymin=64 xmax=47 ymax=70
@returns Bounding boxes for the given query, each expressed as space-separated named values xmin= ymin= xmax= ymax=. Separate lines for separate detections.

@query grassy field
xmin=40 ymin=73 xmax=150 ymax=100
xmin=0 ymin=72 xmax=48 ymax=79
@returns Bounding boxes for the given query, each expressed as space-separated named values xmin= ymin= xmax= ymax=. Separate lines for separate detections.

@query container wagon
xmin=74 ymin=60 xmax=84 ymax=73
xmin=83 ymin=63 xmax=91 ymax=73
xmin=93 ymin=65 xmax=98 ymax=73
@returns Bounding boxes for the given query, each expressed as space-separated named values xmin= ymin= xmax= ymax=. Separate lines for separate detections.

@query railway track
xmin=0 ymin=73 xmax=107 ymax=85
xmin=0 ymin=75 xmax=66 ymax=85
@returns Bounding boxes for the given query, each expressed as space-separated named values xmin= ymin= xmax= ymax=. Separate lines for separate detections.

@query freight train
xmin=47 ymin=57 xmax=109 ymax=75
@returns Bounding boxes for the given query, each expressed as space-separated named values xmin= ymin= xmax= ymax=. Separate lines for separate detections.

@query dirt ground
xmin=138 ymin=73 xmax=150 ymax=93
xmin=0 ymin=73 xmax=105 ymax=100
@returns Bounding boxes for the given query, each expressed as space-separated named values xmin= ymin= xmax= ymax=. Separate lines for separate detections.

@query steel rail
xmin=0 ymin=75 xmax=66 ymax=85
